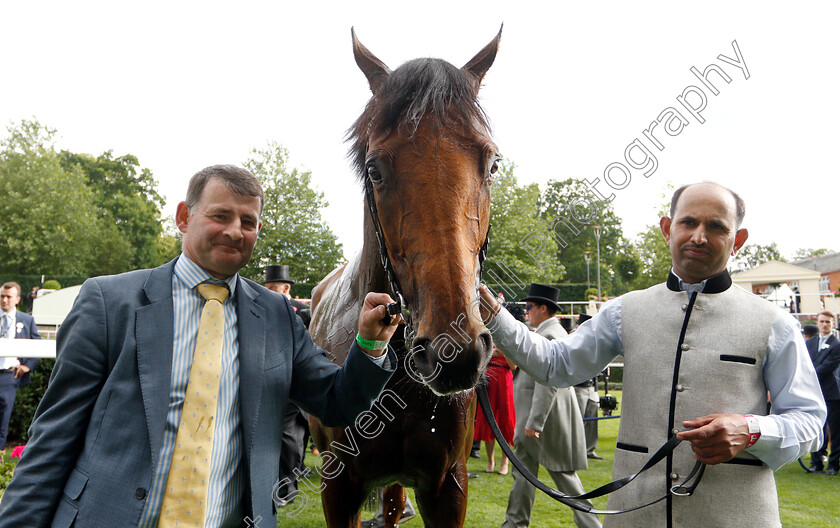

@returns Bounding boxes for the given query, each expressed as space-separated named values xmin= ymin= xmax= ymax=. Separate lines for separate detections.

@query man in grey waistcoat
xmin=480 ymin=182 xmax=825 ymax=528
xmin=501 ymin=283 xmax=601 ymax=528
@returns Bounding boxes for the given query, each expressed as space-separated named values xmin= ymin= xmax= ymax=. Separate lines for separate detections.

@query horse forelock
xmin=347 ymin=57 xmax=492 ymax=183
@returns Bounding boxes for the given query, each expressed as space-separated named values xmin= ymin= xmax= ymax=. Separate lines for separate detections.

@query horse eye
xmin=367 ymin=164 xmax=382 ymax=183
xmin=490 ymin=159 xmax=500 ymax=175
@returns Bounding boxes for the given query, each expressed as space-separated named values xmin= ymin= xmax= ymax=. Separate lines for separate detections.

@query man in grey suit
xmin=501 ymin=283 xmax=602 ymax=528
xmin=0 ymin=165 xmax=399 ymax=528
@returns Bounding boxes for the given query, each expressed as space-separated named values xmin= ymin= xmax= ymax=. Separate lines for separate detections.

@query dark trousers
xmin=812 ymin=398 xmax=840 ymax=470
xmin=277 ymin=402 xmax=309 ymax=498
xmin=0 ymin=372 xmax=18 ymax=448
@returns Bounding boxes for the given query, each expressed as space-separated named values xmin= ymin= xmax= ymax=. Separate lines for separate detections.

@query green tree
xmin=241 ymin=142 xmax=344 ymax=286
xmin=59 ymin=150 xmax=165 ymax=269
xmin=630 ymin=224 xmax=672 ymax=290
xmin=484 ymin=161 xmax=565 ymax=298
xmin=730 ymin=243 xmax=785 ymax=271
xmin=0 ymin=119 xmax=134 ymax=276
xmin=629 ymin=188 xmax=672 ymax=290
xmin=538 ymin=178 xmax=628 ymax=294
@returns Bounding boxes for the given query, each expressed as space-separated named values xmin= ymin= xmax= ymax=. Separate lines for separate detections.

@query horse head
xmin=348 ymin=28 xmax=502 ymax=395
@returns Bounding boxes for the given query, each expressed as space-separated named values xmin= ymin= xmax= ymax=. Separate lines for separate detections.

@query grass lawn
xmin=278 ymin=390 xmax=840 ymax=527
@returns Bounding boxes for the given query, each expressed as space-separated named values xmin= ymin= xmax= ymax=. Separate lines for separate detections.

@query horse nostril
xmin=479 ymin=331 xmax=492 ymax=354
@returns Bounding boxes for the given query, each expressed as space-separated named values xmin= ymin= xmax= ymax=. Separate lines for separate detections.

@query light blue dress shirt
xmin=138 ymin=255 xmax=244 ymax=528
xmin=488 ymin=270 xmax=826 ymax=471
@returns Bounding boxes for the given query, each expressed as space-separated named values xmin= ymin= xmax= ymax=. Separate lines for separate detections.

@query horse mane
xmin=347 ymin=57 xmax=492 ymax=181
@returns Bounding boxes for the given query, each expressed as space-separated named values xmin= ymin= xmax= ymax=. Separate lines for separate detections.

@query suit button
xmin=136 ymin=487 xmax=147 ymax=500
xmin=670 ymin=472 xmax=679 ymax=480
xmin=680 ymin=343 xmax=690 ymax=351
xmin=676 ymin=384 xmax=685 ymax=392
xmin=672 ymin=428 xmax=679 ymax=435
xmin=681 ymin=304 xmax=688 ymax=311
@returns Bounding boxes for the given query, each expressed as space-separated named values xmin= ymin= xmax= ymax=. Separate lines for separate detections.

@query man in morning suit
xmin=0 ymin=281 xmax=40 ymax=448
xmin=501 ymin=283 xmax=601 ymax=528
xmin=264 ymin=264 xmax=313 ymax=506
xmin=0 ymin=165 xmax=400 ymax=528
xmin=480 ymin=182 xmax=825 ymax=527
xmin=808 ymin=310 xmax=840 ymax=473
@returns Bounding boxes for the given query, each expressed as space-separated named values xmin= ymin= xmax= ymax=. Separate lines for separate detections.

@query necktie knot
xmin=197 ymin=283 xmax=229 ymax=304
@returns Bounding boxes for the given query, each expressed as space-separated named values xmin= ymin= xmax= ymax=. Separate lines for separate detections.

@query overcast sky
xmin=2 ymin=1 xmax=837 ymax=262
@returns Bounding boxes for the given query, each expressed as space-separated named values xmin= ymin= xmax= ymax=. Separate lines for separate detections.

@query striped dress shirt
xmin=138 ymin=254 xmax=244 ymax=528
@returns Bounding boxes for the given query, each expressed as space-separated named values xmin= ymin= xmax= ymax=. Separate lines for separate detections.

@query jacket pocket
xmin=51 ymin=467 xmax=87 ymax=528
xmin=719 ymin=354 xmax=757 ymax=365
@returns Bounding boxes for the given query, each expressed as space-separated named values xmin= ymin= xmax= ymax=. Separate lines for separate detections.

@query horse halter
xmin=362 ymin=172 xmax=491 ymax=351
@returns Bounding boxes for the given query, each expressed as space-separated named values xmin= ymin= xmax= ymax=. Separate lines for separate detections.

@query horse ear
xmin=351 ymin=27 xmax=392 ymax=94
xmin=462 ymin=24 xmax=503 ymax=93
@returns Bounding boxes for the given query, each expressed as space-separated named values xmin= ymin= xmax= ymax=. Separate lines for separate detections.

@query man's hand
xmin=12 ymin=365 xmax=30 ymax=379
xmin=357 ymin=292 xmax=402 ymax=357
xmin=478 ymin=285 xmax=501 ymax=323
xmin=676 ymin=414 xmax=750 ymax=465
xmin=524 ymin=426 xmax=541 ymax=439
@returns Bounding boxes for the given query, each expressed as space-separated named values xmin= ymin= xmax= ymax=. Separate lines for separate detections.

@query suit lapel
xmin=136 ymin=261 xmax=176 ymax=467
xmin=236 ymin=277 xmax=266 ymax=455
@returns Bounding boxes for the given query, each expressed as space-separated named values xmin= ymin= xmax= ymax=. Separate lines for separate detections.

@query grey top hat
xmin=265 ymin=265 xmax=294 ymax=285
xmin=520 ymin=283 xmax=561 ymax=312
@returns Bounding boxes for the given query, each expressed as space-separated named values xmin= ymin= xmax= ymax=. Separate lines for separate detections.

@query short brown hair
xmin=818 ymin=310 xmax=835 ymax=321
xmin=186 ymin=165 xmax=264 ymax=214
xmin=1 ymin=282 xmax=21 ymax=296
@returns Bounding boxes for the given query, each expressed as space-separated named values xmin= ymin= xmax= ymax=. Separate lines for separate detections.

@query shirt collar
xmin=174 ymin=253 xmax=238 ymax=297
xmin=666 ymin=268 xmax=732 ymax=294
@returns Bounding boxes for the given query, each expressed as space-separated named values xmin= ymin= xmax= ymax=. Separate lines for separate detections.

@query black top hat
xmin=520 ymin=283 xmax=561 ymax=312
xmin=265 ymin=265 xmax=294 ymax=285
xmin=576 ymin=313 xmax=592 ymax=326
xmin=802 ymin=324 xmax=818 ymax=337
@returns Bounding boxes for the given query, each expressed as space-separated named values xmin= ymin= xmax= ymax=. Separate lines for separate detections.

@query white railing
xmin=0 ymin=340 xmax=56 ymax=358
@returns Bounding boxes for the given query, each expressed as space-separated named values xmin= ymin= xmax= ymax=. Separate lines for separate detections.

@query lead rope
xmin=476 ymin=385 xmax=705 ymax=514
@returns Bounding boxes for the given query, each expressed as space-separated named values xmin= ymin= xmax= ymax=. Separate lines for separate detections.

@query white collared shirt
xmin=0 ymin=311 xmax=21 ymax=370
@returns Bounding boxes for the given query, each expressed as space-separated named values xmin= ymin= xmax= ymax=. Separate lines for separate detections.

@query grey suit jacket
xmin=512 ymin=317 xmax=587 ymax=472
xmin=0 ymin=259 xmax=396 ymax=527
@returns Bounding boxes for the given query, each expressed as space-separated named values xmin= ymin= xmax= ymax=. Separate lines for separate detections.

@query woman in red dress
xmin=474 ymin=303 xmax=522 ymax=474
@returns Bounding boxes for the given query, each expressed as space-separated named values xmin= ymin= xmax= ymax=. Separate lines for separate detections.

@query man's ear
xmin=732 ymin=228 xmax=749 ymax=255
xmin=660 ymin=217 xmax=672 ymax=245
xmin=175 ymin=202 xmax=190 ymax=234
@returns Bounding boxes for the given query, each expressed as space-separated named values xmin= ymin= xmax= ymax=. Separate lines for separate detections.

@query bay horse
xmin=307 ymin=28 xmax=502 ymax=528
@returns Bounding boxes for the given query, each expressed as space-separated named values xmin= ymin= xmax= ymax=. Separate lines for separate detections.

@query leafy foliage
xmin=484 ymin=161 xmax=565 ymax=295
xmin=241 ymin=142 xmax=344 ymax=286
xmin=7 ymin=359 xmax=54 ymax=445
xmin=0 ymin=119 xmax=166 ymax=277
xmin=627 ymin=188 xmax=672 ymax=290
xmin=730 ymin=243 xmax=785 ymax=271
xmin=538 ymin=178 xmax=631 ymax=294
xmin=59 ymin=150 xmax=165 ymax=270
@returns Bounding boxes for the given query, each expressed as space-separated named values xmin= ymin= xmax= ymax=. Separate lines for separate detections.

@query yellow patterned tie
xmin=158 ymin=283 xmax=229 ymax=528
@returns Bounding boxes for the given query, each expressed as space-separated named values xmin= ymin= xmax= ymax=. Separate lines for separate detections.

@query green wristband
xmin=356 ymin=333 xmax=389 ymax=351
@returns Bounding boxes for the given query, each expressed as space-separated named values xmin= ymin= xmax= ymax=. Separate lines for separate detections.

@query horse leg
xmin=320 ymin=464 xmax=367 ymax=528
xmin=381 ymin=484 xmax=408 ymax=527
xmin=414 ymin=461 xmax=469 ymax=528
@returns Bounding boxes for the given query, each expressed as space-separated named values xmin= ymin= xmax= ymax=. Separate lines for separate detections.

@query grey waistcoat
xmin=604 ymin=272 xmax=781 ymax=528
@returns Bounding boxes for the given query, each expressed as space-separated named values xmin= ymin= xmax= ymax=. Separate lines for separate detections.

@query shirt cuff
xmin=363 ymin=348 xmax=390 ymax=368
